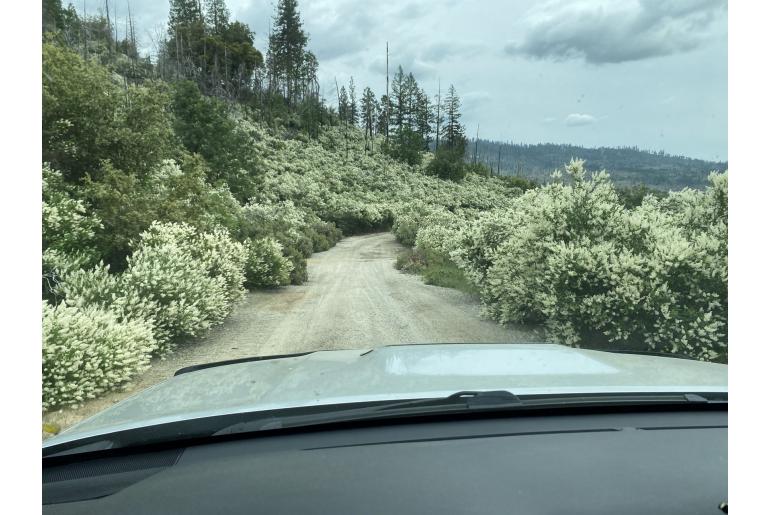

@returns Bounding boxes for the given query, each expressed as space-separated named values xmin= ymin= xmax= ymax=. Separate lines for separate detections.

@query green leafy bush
xmin=43 ymin=301 xmax=155 ymax=409
xmin=245 ymin=237 xmax=294 ymax=288
xmin=426 ymin=149 xmax=467 ymax=182
xmin=43 ymin=43 xmax=176 ymax=181
xmin=395 ymin=248 xmax=427 ymax=273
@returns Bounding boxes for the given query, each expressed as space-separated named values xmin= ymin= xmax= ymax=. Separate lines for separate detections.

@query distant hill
xmin=467 ymin=140 xmax=727 ymax=190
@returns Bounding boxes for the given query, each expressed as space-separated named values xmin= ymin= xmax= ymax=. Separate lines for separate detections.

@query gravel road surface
xmin=43 ymin=232 xmax=542 ymax=434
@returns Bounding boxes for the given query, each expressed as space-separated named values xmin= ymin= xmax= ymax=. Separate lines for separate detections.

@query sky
xmin=109 ymin=0 xmax=727 ymax=161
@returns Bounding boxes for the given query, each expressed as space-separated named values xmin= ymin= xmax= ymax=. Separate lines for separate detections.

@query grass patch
xmin=395 ymin=248 xmax=479 ymax=296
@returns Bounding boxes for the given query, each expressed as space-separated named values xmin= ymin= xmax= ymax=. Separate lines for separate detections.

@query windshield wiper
xmin=44 ymin=391 xmax=726 ymax=459
xmin=211 ymin=391 xmax=722 ymax=436
xmin=212 ymin=390 xmax=523 ymax=436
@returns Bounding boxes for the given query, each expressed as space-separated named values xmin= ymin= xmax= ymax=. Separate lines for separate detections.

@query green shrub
xmin=43 ymin=301 xmax=155 ymax=409
xmin=395 ymin=248 xmax=427 ymax=273
xmin=426 ymin=149 xmax=466 ymax=182
xmin=245 ymin=237 xmax=293 ymax=288
xmin=384 ymin=127 xmax=424 ymax=166
xmin=43 ymin=43 xmax=176 ymax=181
xmin=284 ymin=246 xmax=309 ymax=285
xmin=392 ymin=203 xmax=428 ymax=246
xmin=395 ymin=248 xmax=478 ymax=296
xmin=43 ymin=165 xmax=103 ymax=298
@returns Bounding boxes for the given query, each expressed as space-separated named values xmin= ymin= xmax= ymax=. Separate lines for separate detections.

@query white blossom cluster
xmin=42 ymin=301 xmax=155 ymax=410
xmin=397 ymin=160 xmax=727 ymax=362
xmin=43 ymin=221 xmax=249 ymax=408
xmin=42 ymin=165 xmax=102 ymax=276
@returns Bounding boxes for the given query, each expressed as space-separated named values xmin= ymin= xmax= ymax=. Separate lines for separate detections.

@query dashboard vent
xmin=43 ymin=448 xmax=183 ymax=483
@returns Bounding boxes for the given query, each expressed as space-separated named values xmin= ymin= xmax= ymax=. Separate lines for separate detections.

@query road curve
xmin=44 ymin=232 xmax=542 ymax=433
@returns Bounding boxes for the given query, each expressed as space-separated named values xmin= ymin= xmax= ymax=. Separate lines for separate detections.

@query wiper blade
xmin=44 ymin=391 xmax=726 ymax=458
xmin=212 ymin=390 xmax=723 ymax=437
xmin=212 ymin=391 xmax=523 ymax=436
xmin=376 ymin=390 xmax=522 ymax=411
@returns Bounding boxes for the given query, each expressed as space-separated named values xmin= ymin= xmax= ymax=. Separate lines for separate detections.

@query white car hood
xmin=45 ymin=343 xmax=727 ymax=447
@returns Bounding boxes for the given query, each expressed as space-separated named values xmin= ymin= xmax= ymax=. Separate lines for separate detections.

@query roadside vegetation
xmin=392 ymin=161 xmax=727 ymax=364
xmin=42 ymin=0 xmax=727 ymax=410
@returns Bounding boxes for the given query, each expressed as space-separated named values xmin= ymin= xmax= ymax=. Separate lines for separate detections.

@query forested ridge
xmin=42 ymin=0 xmax=727 ymax=411
xmin=469 ymin=140 xmax=727 ymax=190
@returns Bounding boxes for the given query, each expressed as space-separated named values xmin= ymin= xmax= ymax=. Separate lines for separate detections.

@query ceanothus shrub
xmin=43 ymin=301 xmax=155 ymax=409
xmin=121 ymin=222 xmax=241 ymax=353
xmin=245 ymin=237 xmax=294 ymax=288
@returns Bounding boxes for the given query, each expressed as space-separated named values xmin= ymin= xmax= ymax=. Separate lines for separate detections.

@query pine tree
xmin=168 ymin=0 xmax=202 ymax=36
xmin=415 ymin=89 xmax=433 ymax=151
xmin=167 ymin=0 xmax=205 ymax=80
xmin=348 ymin=77 xmax=359 ymax=126
xmin=361 ymin=86 xmax=377 ymax=150
xmin=403 ymin=72 xmax=419 ymax=130
xmin=267 ymin=0 xmax=308 ymax=105
xmin=204 ymin=0 xmax=230 ymax=35
xmin=389 ymin=65 xmax=406 ymax=132
xmin=376 ymin=94 xmax=390 ymax=136
xmin=338 ymin=86 xmax=350 ymax=124
xmin=441 ymin=84 xmax=465 ymax=151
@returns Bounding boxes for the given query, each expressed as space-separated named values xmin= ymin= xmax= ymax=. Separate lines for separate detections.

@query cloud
xmin=367 ymin=51 xmax=438 ymax=83
xmin=393 ymin=1 xmax=432 ymax=20
xmin=565 ymin=113 xmax=597 ymax=126
xmin=461 ymin=90 xmax=492 ymax=115
xmin=303 ymin=2 xmax=378 ymax=61
xmin=421 ymin=41 xmax=485 ymax=63
xmin=504 ymin=0 xmax=726 ymax=64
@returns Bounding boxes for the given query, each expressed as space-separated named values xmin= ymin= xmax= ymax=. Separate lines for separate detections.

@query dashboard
xmin=43 ymin=409 xmax=727 ymax=514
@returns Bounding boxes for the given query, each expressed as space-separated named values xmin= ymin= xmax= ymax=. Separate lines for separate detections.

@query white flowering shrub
xmin=414 ymin=208 xmax=466 ymax=257
xmin=121 ymin=222 xmax=244 ymax=353
xmin=245 ymin=237 xmax=294 ymax=288
xmin=43 ymin=301 xmax=155 ymax=409
xmin=53 ymin=262 xmax=119 ymax=308
xmin=42 ymin=165 xmax=102 ymax=260
xmin=42 ymin=165 xmax=103 ymax=297
xmin=192 ymin=227 xmax=248 ymax=307
xmin=448 ymin=161 xmax=727 ymax=361
xmin=392 ymin=202 xmax=429 ymax=246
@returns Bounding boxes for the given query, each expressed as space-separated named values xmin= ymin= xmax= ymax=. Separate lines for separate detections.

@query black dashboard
xmin=43 ymin=409 xmax=727 ymax=514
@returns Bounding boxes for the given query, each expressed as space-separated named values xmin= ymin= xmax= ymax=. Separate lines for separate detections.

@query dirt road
xmin=44 ymin=233 xmax=542 ymax=433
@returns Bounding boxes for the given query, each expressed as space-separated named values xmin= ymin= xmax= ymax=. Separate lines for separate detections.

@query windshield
xmin=41 ymin=0 xmax=727 ymax=443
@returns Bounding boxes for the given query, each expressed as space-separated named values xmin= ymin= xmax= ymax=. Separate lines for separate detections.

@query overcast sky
xmin=117 ymin=0 xmax=727 ymax=161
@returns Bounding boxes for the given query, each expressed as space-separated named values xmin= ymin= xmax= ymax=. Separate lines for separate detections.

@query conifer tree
xmin=416 ymin=89 xmax=433 ymax=150
xmin=403 ymin=72 xmax=419 ymax=130
xmin=267 ymin=0 xmax=308 ymax=105
xmin=376 ymin=95 xmax=389 ymax=136
xmin=204 ymin=0 xmax=230 ymax=35
xmin=389 ymin=65 xmax=406 ymax=132
xmin=338 ymin=86 xmax=350 ymax=124
xmin=441 ymin=84 xmax=465 ymax=151
xmin=348 ymin=77 xmax=359 ymax=126
xmin=361 ymin=86 xmax=377 ymax=149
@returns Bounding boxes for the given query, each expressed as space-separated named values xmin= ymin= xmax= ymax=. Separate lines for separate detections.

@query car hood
xmin=44 ymin=343 xmax=727 ymax=447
